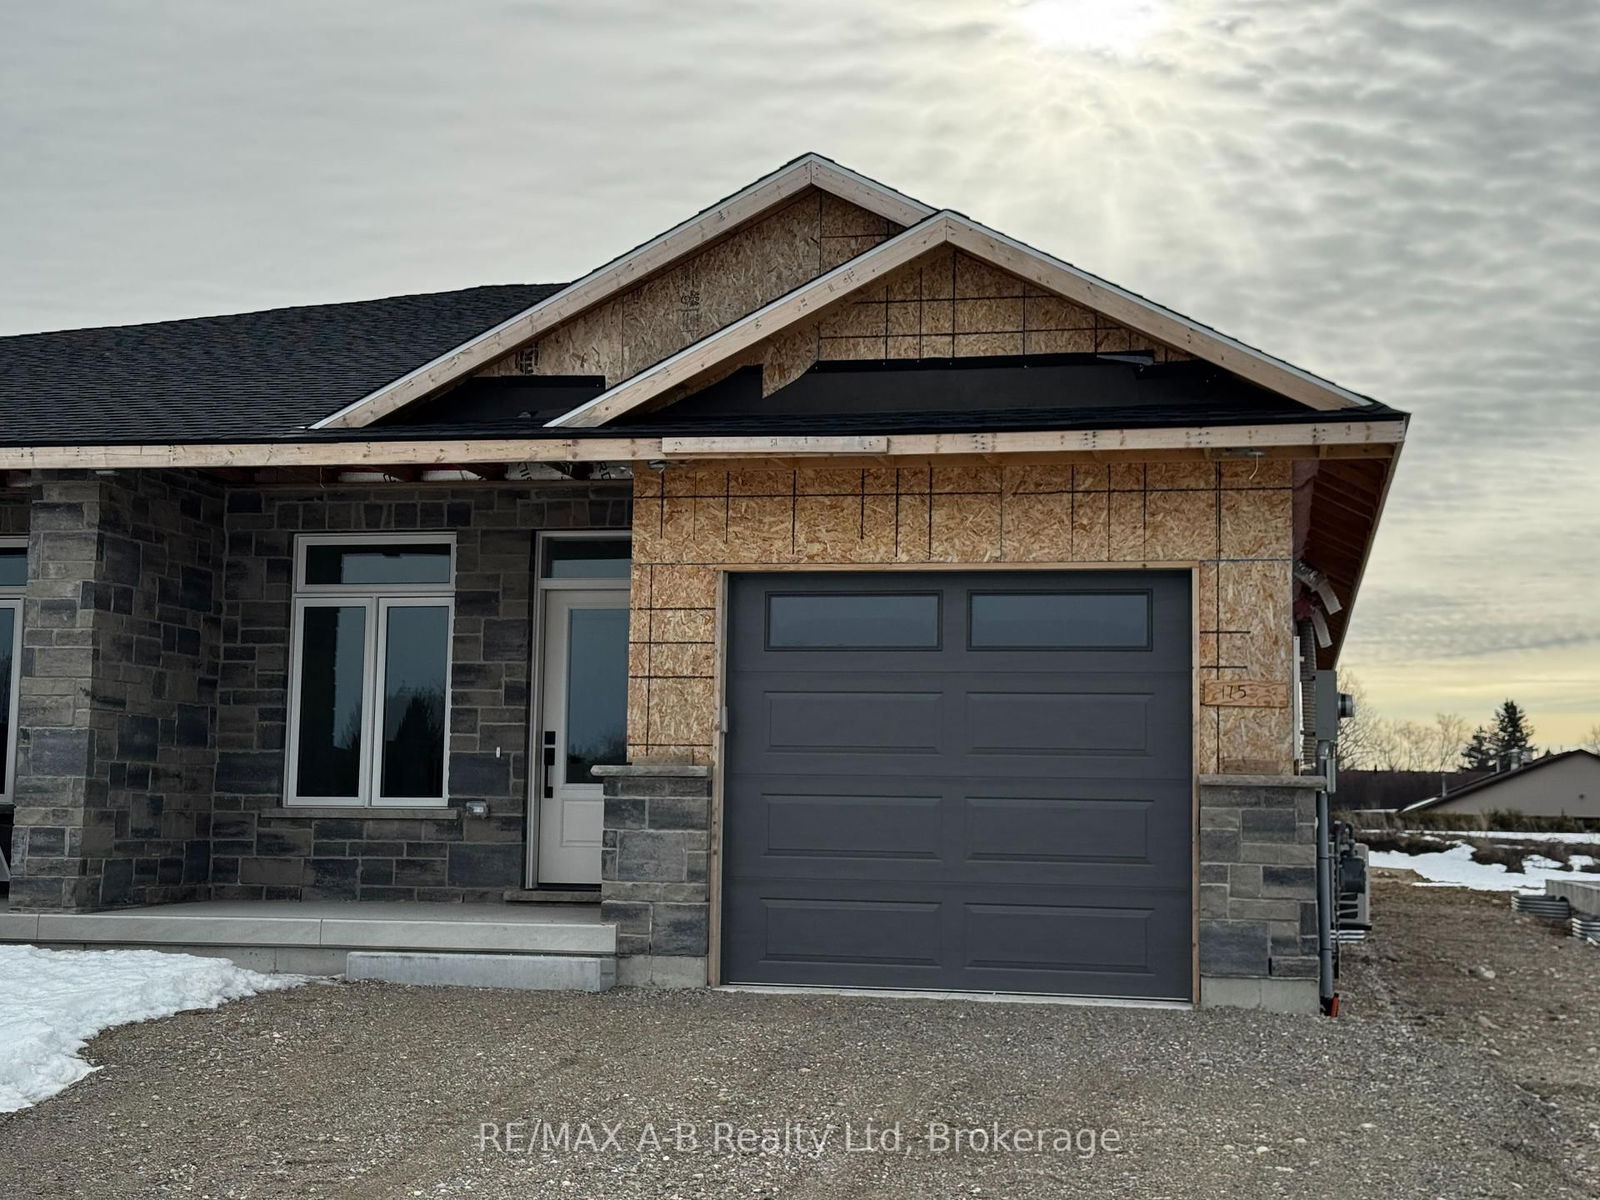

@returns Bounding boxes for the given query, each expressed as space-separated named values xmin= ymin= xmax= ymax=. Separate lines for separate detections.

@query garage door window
xmin=968 ymin=591 xmax=1150 ymax=650
xmin=766 ymin=592 xmax=940 ymax=650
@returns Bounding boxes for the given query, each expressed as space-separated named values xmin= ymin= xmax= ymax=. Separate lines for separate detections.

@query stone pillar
xmin=8 ymin=470 xmax=223 ymax=912
xmin=1197 ymin=774 xmax=1323 ymax=1014
xmin=593 ymin=764 xmax=711 ymax=988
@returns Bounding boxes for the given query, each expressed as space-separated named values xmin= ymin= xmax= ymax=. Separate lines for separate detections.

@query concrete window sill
xmin=253 ymin=806 xmax=463 ymax=820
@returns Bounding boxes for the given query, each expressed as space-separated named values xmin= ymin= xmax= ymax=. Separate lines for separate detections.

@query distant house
xmin=1402 ymin=750 xmax=1600 ymax=818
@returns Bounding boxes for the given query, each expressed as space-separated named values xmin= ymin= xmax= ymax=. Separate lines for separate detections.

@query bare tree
xmin=1334 ymin=674 xmax=1471 ymax=771
xmin=1581 ymin=724 xmax=1600 ymax=754
xmin=1334 ymin=674 xmax=1390 ymax=770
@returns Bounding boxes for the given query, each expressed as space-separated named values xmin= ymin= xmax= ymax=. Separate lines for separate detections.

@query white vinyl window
xmin=285 ymin=535 xmax=455 ymax=807
xmin=0 ymin=537 xmax=24 ymax=807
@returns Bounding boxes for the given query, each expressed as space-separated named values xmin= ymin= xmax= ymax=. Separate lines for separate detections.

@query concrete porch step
xmin=347 ymin=951 xmax=615 ymax=991
xmin=503 ymin=887 xmax=602 ymax=905
xmin=0 ymin=899 xmax=616 ymax=975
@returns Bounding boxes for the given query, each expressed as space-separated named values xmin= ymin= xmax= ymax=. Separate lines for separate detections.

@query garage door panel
xmin=755 ymin=897 xmax=944 ymax=967
xmin=723 ymin=570 xmax=1193 ymax=999
xmin=962 ymin=902 xmax=1155 ymax=974
xmin=763 ymin=690 xmax=943 ymax=754
xmin=963 ymin=794 xmax=1154 ymax=864
xmin=723 ymin=882 xmax=1190 ymax=995
xmin=966 ymin=690 xmax=1152 ymax=755
xmin=764 ymin=793 xmax=943 ymax=861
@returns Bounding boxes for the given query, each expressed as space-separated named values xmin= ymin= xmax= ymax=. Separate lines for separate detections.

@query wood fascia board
xmin=546 ymin=215 xmax=958 ymax=428
xmin=1318 ymin=427 xmax=1407 ymax=665
xmin=312 ymin=155 xmax=937 ymax=432
xmin=806 ymin=157 xmax=934 ymax=227
xmin=0 ymin=418 xmax=1400 ymax=472
xmin=860 ymin=419 xmax=1401 ymax=459
xmin=940 ymin=220 xmax=1374 ymax=412
xmin=661 ymin=435 xmax=891 ymax=456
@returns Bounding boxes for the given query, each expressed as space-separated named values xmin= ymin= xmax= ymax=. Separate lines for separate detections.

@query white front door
xmin=537 ymin=588 xmax=630 ymax=885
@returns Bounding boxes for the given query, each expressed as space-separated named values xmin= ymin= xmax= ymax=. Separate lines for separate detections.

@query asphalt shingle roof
xmin=0 ymin=284 xmax=564 ymax=445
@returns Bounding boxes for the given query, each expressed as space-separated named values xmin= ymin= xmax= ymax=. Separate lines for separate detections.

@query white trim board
xmin=311 ymin=154 xmax=936 ymax=431
xmin=547 ymin=210 xmax=1376 ymax=429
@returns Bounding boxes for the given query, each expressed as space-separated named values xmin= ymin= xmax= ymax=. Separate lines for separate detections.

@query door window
xmin=561 ymin=606 xmax=629 ymax=784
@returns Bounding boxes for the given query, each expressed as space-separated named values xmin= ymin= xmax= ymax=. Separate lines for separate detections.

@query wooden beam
xmin=661 ymin=435 xmax=891 ymax=457
xmin=314 ymin=155 xmax=936 ymax=431
xmin=0 ymin=420 xmax=1402 ymax=472
xmin=550 ymin=218 xmax=957 ymax=428
xmin=806 ymin=156 xmax=934 ymax=227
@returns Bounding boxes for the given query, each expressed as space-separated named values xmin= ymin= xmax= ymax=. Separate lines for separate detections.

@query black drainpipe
xmin=1315 ymin=741 xmax=1337 ymax=1016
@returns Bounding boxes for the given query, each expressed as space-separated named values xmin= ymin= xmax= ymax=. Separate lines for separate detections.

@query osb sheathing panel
xmin=753 ymin=248 xmax=1191 ymax=394
xmin=477 ymin=189 xmax=898 ymax=384
xmin=629 ymin=458 xmax=1294 ymax=773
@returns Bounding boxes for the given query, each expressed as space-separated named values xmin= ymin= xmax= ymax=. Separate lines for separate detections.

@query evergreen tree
xmin=1461 ymin=727 xmax=1495 ymax=770
xmin=1460 ymin=701 xmax=1537 ymax=770
xmin=1491 ymin=699 xmax=1536 ymax=760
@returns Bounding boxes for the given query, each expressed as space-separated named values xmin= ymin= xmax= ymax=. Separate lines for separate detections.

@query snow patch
xmin=1425 ymin=830 xmax=1600 ymax=844
xmin=0 ymin=945 xmax=302 ymax=1113
xmin=1369 ymin=842 xmax=1592 ymax=893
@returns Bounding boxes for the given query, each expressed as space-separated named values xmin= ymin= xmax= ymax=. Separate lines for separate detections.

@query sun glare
xmin=1015 ymin=0 xmax=1171 ymax=54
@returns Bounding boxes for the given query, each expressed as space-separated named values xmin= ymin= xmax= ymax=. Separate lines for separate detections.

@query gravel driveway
xmin=0 ymin=897 xmax=1593 ymax=1199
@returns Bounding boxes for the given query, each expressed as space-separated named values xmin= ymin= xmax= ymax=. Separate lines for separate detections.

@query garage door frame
xmin=704 ymin=561 xmax=1202 ymax=1001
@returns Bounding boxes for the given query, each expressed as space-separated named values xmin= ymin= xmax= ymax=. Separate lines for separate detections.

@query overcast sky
xmin=3 ymin=0 xmax=1597 ymax=744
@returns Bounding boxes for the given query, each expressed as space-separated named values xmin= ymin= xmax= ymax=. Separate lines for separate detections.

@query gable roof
xmin=1401 ymin=750 xmax=1600 ymax=813
xmin=0 ymin=284 xmax=564 ymax=444
xmin=309 ymin=154 xmax=936 ymax=431
xmin=549 ymin=210 xmax=1376 ymax=429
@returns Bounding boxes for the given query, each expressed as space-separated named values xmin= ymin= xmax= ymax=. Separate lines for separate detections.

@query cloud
xmin=0 ymin=0 xmax=1595 ymax=728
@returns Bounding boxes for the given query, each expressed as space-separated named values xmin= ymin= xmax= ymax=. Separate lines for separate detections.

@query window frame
xmin=0 ymin=536 xmax=24 ymax=807
xmin=965 ymin=588 xmax=1154 ymax=652
xmin=294 ymin=532 xmax=456 ymax=596
xmin=284 ymin=533 xmax=456 ymax=809
xmin=535 ymin=530 xmax=633 ymax=592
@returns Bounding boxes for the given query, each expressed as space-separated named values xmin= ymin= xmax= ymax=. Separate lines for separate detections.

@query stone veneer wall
xmin=1198 ymin=776 xmax=1321 ymax=1010
xmin=9 ymin=471 xmax=224 ymax=910
xmin=211 ymin=481 xmax=629 ymax=902
xmin=596 ymin=764 xmax=711 ymax=987
xmin=626 ymin=457 xmax=1297 ymax=773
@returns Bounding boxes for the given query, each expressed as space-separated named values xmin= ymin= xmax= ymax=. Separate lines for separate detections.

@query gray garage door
xmin=722 ymin=570 xmax=1192 ymax=1000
